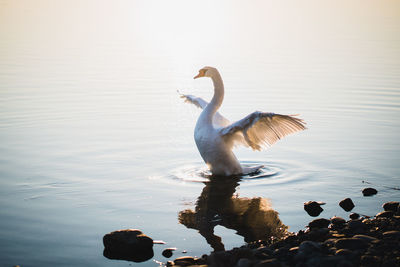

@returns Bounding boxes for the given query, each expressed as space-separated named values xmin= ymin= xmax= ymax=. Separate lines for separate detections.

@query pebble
xmin=339 ymin=198 xmax=355 ymax=212
xmin=304 ymin=201 xmax=324 ymax=217
xmin=362 ymin=187 xmax=378 ymax=196
xmin=382 ymin=201 xmax=399 ymax=212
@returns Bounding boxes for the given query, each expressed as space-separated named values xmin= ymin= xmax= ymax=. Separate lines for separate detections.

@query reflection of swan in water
xmin=178 ymin=176 xmax=287 ymax=251
xmin=180 ymin=66 xmax=306 ymax=176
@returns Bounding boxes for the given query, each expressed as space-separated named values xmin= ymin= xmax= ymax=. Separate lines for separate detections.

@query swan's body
xmin=181 ymin=66 xmax=306 ymax=176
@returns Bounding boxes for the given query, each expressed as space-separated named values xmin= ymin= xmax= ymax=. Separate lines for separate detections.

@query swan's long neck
xmin=204 ymin=72 xmax=224 ymax=122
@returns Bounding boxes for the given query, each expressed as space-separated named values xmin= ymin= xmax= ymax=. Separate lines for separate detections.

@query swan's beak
xmin=194 ymin=69 xmax=205 ymax=79
xmin=194 ymin=73 xmax=202 ymax=79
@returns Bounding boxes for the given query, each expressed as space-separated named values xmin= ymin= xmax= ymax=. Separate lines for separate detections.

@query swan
xmin=180 ymin=66 xmax=306 ymax=176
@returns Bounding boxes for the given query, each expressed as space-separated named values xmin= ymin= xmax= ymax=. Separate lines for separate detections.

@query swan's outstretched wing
xmin=179 ymin=92 xmax=208 ymax=109
xmin=179 ymin=92 xmax=230 ymax=127
xmin=219 ymin=111 xmax=306 ymax=150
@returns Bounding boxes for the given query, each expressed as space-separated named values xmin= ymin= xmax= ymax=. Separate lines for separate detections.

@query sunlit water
xmin=1 ymin=0 xmax=400 ymax=266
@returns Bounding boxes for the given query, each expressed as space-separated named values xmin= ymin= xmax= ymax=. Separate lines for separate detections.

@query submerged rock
xmin=103 ymin=229 xmax=154 ymax=262
xmin=339 ymin=198 xmax=355 ymax=212
xmin=362 ymin=187 xmax=378 ymax=196
xmin=304 ymin=201 xmax=325 ymax=217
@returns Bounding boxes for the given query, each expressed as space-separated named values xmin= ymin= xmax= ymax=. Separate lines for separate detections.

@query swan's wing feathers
xmin=179 ymin=91 xmax=231 ymax=127
xmin=219 ymin=112 xmax=306 ymax=150
xmin=179 ymin=92 xmax=208 ymax=109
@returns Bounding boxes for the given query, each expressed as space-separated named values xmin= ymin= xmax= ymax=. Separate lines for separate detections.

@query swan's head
xmin=194 ymin=66 xmax=218 ymax=79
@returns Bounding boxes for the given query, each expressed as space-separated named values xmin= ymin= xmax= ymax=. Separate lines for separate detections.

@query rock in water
xmin=362 ymin=187 xmax=377 ymax=196
xmin=162 ymin=248 xmax=176 ymax=258
xmin=382 ymin=201 xmax=399 ymax=212
xmin=339 ymin=198 xmax=355 ymax=212
xmin=304 ymin=201 xmax=325 ymax=217
xmin=349 ymin=213 xmax=360 ymax=220
xmin=103 ymin=229 xmax=154 ymax=262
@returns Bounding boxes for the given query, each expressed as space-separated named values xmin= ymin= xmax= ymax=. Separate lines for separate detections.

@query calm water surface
xmin=1 ymin=1 xmax=400 ymax=266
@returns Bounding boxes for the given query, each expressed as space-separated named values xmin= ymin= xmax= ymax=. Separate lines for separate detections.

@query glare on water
xmin=0 ymin=0 xmax=399 ymax=266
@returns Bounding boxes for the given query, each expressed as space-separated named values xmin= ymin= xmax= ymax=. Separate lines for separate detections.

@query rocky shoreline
xmin=167 ymin=201 xmax=400 ymax=267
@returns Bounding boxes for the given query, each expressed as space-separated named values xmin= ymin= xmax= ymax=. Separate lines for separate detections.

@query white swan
xmin=180 ymin=66 xmax=306 ymax=176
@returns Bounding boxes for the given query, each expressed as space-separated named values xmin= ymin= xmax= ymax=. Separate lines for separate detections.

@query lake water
xmin=1 ymin=0 xmax=399 ymax=266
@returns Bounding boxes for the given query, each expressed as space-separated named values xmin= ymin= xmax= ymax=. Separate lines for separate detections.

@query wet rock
xmin=382 ymin=230 xmax=400 ymax=239
xmin=308 ymin=218 xmax=330 ymax=230
xmin=335 ymin=248 xmax=354 ymax=258
xmin=376 ymin=211 xmax=394 ymax=218
xmin=231 ymin=247 xmax=254 ymax=263
xmin=308 ymin=228 xmax=330 ymax=241
xmin=162 ymin=248 xmax=176 ymax=258
xmin=362 ymin=187 xmax=377 ymax=196
xmin=295 ymin=241 xmax=322 ymax=261
xmin=352 ymin=234 xmax=378 ymax=243
xmin=383 ymin=201 xmax=399 ymax=212
xmin=360 ymin=255 xmax=380 ymax=266
xmin=236 ymin=258 xmax=251 ymax=267
xmin=304 ymin=201 xmax=325 ymax=217
xmin=174 ymin=256 xmax=196 ymax=265
xmin=339 ymin=198 xmax=355 ymax=212
xmin=335 ymin=238 xmax=368 ymax=250
xmin=331 ymin=216 xmax=346 ymax=225
xmin=103 ymin=229 xmax=154 ymax=262
xmin=348 ymin=219 xmax=365 ymax=232
xmin=306 ymin=255 xmax=345 ymax=267
xmin=254 ymin=258 xmax=282 ymax=267
xmin=349 ymin=213 xmax=360 ymax=220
